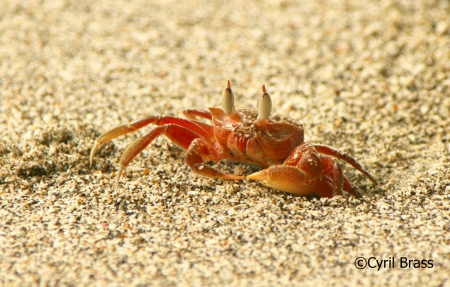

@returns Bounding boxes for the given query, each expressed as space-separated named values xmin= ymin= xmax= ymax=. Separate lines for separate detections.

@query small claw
xmin=248 ymin=166 xmax=316 ymax=195
xmin=257 ymin=85 xmax=272 ymax=120
xmin=222 ymin=80 xmax=235 ymax=115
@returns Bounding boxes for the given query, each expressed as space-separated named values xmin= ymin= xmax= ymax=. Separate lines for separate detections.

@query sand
xmin=0 ymin=0 xmax=449 ymax=286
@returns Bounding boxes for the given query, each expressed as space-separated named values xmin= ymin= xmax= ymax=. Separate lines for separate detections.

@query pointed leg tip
xmin=354 ymin=190 xmax=363 ymax=199
xmin=89 ymin=156 xmax=95 ymax=169
xmin=115 ymin=166 xmax=124 ymax=191
xmin=89 ymin=141 xmax=100 ymax=168
xmin=89 ymin=151 xmax=96 ymax=168
xmin=371 ymin=178 xmax=379 ymax=186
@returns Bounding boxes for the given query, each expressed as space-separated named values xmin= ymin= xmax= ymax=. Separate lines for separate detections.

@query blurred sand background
xmin=0 ymin=0 xmax=449 ymax=286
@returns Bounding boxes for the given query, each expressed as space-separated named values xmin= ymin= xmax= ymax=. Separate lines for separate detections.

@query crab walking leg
xmin=314 ymin=144 xmax=378 ymax=185
xmin=90 ymin=115 xmax=214 ymax=167
xmin=320 ymin=156 xmax=362 ymax=198
xmin=179 ymin=111 xmax=217 ymax=136
xmin=183 ymin=109 xmax=213 ymax=121
xmin=342 ymin=176 xmax=361 ymax=198
xmin=185 ymin=138 xmax=244 ymax=180
xmin=115 ymin=124 xmax=208 ymax=190
xmin=317 ymin=156 xmax=344 ymax=197
xmin=314 ymin=156 xmax=364 ymax=198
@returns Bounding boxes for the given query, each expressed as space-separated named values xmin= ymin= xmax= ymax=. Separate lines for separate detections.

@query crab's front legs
xmin=247 ymin=143 xmax=360 ymax=198
xmin=185 ymin=138 xmax=244 ymax=180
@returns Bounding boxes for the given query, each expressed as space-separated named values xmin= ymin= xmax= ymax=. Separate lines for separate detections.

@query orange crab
xmin=90 ymin=81 xmax=377 ymax=198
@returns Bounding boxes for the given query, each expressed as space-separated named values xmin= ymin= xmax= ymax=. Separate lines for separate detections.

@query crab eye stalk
xmin=222 ymin=80 xmax=235 ymax=115
xmin=257 ymin=85 xmax=272 ymax=120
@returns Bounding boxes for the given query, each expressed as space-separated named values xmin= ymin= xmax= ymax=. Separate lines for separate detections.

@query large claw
xmin=247 ymin=165 xmax=316 ymax=195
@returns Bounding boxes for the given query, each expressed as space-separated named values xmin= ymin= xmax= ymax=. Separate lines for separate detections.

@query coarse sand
xmin=0 ymin=0 xmax=449 ymax=286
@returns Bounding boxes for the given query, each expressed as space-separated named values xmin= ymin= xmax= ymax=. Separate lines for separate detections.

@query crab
xmin=90 ymin=81 xmax=377 ymax=198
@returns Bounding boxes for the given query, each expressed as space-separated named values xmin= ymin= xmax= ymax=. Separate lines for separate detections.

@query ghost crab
xmin=90 ymin=81 xmax=377 ymax=198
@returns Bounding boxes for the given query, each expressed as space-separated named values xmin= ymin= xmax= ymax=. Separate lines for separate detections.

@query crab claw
xmin=247 ymin=166 xmax=316 ymax=195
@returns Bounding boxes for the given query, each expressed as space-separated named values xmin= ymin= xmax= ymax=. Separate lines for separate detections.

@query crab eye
xmin=257 ymin=85 xmax=272 ymax=120
xmin=222 ymin=80 xmax=235 ymax=115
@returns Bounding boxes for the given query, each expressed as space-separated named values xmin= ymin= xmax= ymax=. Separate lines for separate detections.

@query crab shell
xmin=210 ymin=106 xmax=304 ymax=167
xmin=90 ymin=81 xmax=377 ymax=198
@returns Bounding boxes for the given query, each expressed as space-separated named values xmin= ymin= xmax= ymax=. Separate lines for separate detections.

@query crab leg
xmin=185 ymin=138 xmax=244 ymax=180
xmin=313 ymin=144 xmax=378 ymax=185
xmin=178 ymin=112 xmax=217 ymax=135
xmin=316 ymin=156 xmax=362 ymax=198
xmin=319 ymin=157 xmax=344 ymax=197
xmin=90 ymin=115 xmax=214 ymax=166
xmin=183 ymin=109 xmax=213 ymax=121
xmin=114 ymin=124 xmax=209 ymax=189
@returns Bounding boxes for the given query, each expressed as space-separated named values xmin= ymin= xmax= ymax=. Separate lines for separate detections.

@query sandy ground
xmin=0 ymin=0 xmax=449 ymax=286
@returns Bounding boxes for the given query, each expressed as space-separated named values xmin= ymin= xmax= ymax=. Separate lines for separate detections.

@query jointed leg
xmin=90 ymin=115 xmax=214 ymax=166
xmin=314 ymin=144 xmax=377 ymax=185
xmin=185 ymin=138 xmax=243 ymax=180
xmin=342 ymin=177 xmax=361 ymax=198
xmin=315 ymin=156 xmax=344 ymax=198
xmin=114 ymin=124 xmax=208 ymax=190
xmin=315 ymin=156 xmax=361 ymax=198
xmin=183 ymin=109 xmax=213 ymax=121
